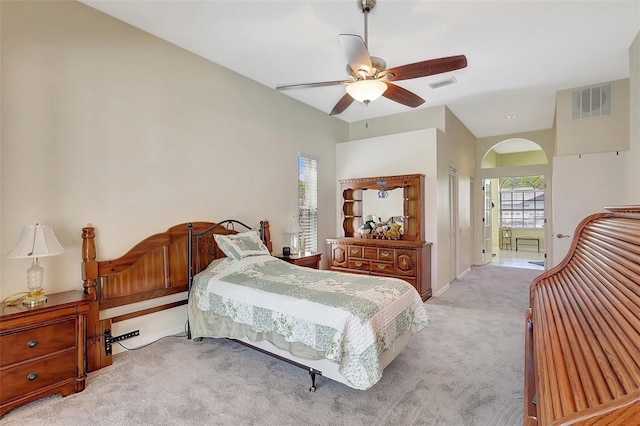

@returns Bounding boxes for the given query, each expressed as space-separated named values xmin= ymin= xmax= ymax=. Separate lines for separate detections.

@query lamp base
xmin=23 ymin=292 xmax=47 ymax=307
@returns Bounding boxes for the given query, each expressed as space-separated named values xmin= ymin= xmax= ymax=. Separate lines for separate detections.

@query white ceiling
xmin=81 ymin=0 xmax=639 ymax=138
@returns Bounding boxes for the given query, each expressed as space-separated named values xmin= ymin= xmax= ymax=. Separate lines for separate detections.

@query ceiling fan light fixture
xmin=346 ymin=80 xmax=387 ymax=104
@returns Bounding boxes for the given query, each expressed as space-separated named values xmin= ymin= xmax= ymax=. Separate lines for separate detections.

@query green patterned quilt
xmin=191 ymin=255 xmax=429 ymax=389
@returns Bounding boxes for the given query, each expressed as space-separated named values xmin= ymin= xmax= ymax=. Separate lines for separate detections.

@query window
xmin=298 ymin=155 xmax=318 ymax=253
xmin=499 ymin=176 xmax=545 ymax=229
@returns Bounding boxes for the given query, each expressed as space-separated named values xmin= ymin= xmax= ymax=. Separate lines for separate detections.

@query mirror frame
xmin=339 ymin=174 xmax=424 ymax=242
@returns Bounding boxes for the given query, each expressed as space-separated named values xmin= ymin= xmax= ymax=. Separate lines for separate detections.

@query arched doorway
xmin=480 ymin=138 xmax=549 ymax=270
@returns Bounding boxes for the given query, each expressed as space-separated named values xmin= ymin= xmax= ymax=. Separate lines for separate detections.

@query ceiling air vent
xmin=571 ymin=83 xmax=612 ymax=120
xmin=429 ymin=76 xmax=457 ymax=89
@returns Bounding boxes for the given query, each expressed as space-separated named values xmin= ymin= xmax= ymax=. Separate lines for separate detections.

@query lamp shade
xmin=284 ymin=217 xmax=303 ymax=234
xmin=346 ymin=80 xmax=388 ymax=104
xmin=8 ymin=224 xmax=65 ymax=259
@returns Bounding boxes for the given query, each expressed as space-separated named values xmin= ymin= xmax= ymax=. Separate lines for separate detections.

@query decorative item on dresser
xmin=327 ymin=174 xmax=432 ymax=301
xmin=0 ymin=291 xmax=90 ymax=417
xmin=524 ymin=206 xmax=640 ymax=426
xmin=275 ymin=252 xmax=322 ymax=269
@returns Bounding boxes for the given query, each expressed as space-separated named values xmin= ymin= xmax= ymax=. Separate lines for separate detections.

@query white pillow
xmin=214 ymin=230 xmax=270 ymax=260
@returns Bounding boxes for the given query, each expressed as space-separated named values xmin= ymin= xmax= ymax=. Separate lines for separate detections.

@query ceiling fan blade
xmin=276 ymin=80 xmax=347 ymax=91
xmin=339 ymin=34 xmax=373 ymax=75
xmin=382 ymin=83 xmax=425 ymax=108
xmin=330 ymin=93 xmax=355 ymax=116
xmin=385 ymin=55 xmax=468 ymax=81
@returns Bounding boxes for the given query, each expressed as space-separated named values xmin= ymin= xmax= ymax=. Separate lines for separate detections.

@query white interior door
xmin=551 ymin=154 xmax=629 ymax=266
xmin=482 ymin=179 xmax=493 ymax=264
xmin=448 ymin=167 xmax=458 ymax=281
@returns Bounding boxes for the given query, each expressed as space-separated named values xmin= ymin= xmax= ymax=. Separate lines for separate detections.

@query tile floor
xmin=491 ymin=248 xmax=545 ymax=271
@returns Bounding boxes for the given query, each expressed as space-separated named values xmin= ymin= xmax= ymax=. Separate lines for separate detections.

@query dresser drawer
xmin=377 ymin=248 xmax=394 ymax=261
xmin=348 ymin=259 xmax=370 ymax=272
xmin=395 ymin=250 xmax=417 ymax=276
xmin=348 ymin=245 xmax=364 ymax=258
xmin=371 ymin=260 xmax=394 ymax=274
xmin=0 ymin=320 xmax=76 ymax=367
xmin=0 ymin=350 xmax=75 ymax=402
xmin=329 ymin=244 xmax=348 ymax=267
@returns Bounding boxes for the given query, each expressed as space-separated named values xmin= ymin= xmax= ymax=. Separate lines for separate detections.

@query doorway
xmin=483 ymin=175 xmax=546 ymax=271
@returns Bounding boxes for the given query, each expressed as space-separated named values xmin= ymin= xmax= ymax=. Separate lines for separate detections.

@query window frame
xmin=298 ymin=154 xmax=318 ymax=253
xmin=499 ymin=176 xmax=545 ymax=229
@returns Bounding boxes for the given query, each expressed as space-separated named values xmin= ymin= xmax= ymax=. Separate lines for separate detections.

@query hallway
xmin=492 ymin=248 xmax=545 ymax=271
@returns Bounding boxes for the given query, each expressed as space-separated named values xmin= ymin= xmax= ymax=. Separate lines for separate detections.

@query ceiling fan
xmin=276 ymin=0 xmax=468 ymax=116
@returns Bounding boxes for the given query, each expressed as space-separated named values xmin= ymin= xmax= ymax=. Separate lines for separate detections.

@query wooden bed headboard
xmin=81 ymin=220 xmax=271 ymax=372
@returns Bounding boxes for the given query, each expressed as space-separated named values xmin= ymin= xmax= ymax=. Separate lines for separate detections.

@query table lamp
xmin=284 ymin=216 xmax=303 ymax=255
xmin=8 ymin=223 xmax=65 ymax=306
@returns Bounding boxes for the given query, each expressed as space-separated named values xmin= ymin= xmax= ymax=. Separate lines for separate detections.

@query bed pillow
xmin=214 ymin=230 xmax=270 ymax=260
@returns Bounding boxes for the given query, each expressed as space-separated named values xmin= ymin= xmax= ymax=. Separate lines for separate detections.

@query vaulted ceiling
xmin=82 ymin=0 xmax=640 ymax=138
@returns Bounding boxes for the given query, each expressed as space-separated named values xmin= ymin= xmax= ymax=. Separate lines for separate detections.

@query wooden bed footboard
xmin=81 ymin=220 xmax=271 ymax=372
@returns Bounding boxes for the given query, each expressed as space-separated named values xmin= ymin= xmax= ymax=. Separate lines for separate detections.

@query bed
xmin=82 ymin=219 xmax=429 ymax=391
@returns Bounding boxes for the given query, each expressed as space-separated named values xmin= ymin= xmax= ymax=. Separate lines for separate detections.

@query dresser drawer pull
xmin=351 ymin=250 xmax=360 ymax=255
xmin=27 ymin=339 xmax=38 ymax=348
xmin=381 ymin=252 xmax=390 ymax=258
xmin=27 ymin=372 xmax=38 ymax=381
xmin=355 ymin=262 xmax=363 ymax=267
xmin=378 ymin=264 xmax=387 ymax=270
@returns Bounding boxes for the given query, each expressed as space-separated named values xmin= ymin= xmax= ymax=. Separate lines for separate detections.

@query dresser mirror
xmin=361 ymin=188 xmax=404 ymax=223
xmin=339 ymin=174 xmax=424 ymax=242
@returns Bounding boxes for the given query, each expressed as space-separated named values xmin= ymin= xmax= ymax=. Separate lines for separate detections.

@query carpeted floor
xmin=2 ymin=265 xmax=541 ymax=426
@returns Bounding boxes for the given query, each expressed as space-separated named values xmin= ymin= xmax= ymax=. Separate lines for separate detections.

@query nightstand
xmin=276 ymin=252 xmax=322 ymax=269
xmin=0 ymin=291 xmax=90 ymax=417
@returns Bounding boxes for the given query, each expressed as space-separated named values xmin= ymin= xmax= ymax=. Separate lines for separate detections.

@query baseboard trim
xmin=433 ymin=283 xmax=451 ymax=298
xmin=457 ymin=267 xmax=471 ymax=280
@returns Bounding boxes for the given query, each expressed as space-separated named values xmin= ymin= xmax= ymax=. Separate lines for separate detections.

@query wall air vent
xmin=429 ymin=76 xmax=457 ymax=89
xmin=571 ymin=83 xmax=612 ymax=120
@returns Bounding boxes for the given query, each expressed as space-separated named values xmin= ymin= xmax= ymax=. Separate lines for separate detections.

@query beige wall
xmin=348 ymin=106 xmax=445 ymax=141
xmin=556 ymin=78 xmax=630 ymax=156
xmin=0 ymin=1 xmax=346 ymax=345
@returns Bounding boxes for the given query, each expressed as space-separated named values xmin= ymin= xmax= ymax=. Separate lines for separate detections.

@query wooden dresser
xmin=0 ymin=291 xmax=90 ymax=417
xmin=327 ymin=174 xmax=432 ymax=301
xmin=326 ymin=238 xmax=432 ymax=300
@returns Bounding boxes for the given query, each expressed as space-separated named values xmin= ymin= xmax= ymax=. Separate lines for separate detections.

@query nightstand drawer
xmin=0 ymin=320 xmax=75 ymax=367
xmin=0 ymin=350 xmax=75 ymax=402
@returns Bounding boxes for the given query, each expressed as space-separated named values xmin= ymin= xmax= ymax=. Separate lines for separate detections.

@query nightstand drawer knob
xmin=27 ymin=339 xmax=38 ymax=348
xmin=27 ymin=372 xmax=38 ymax=381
